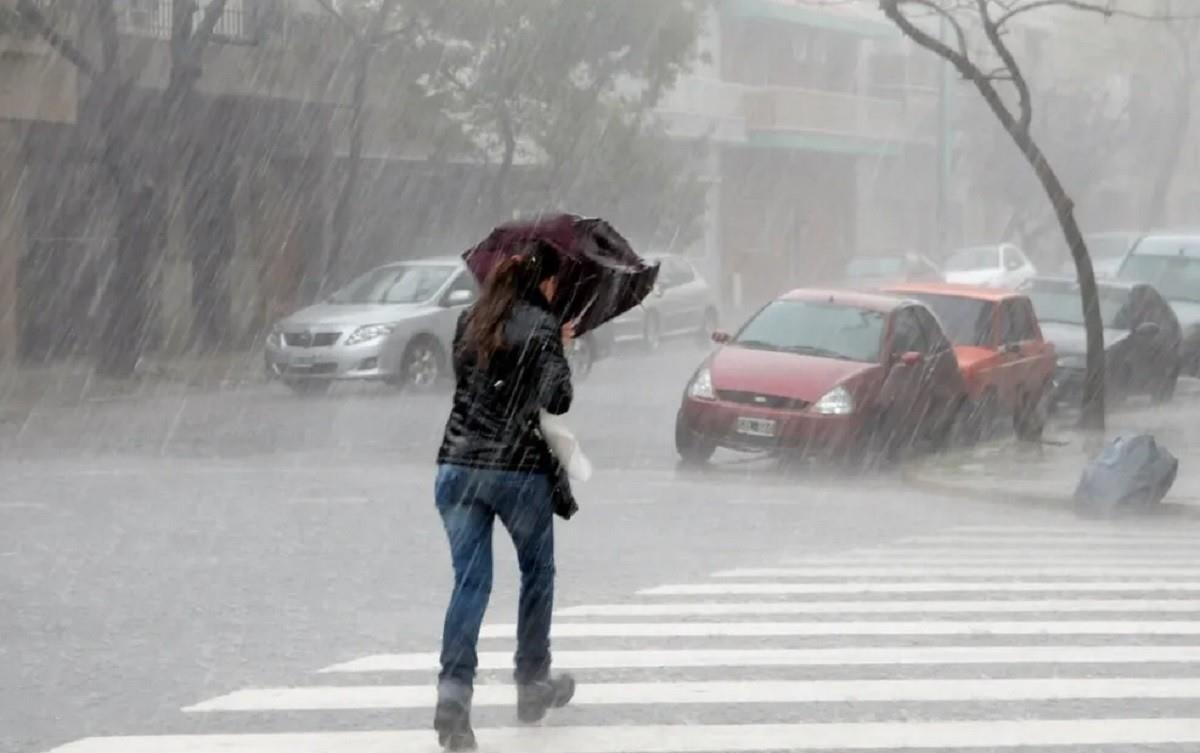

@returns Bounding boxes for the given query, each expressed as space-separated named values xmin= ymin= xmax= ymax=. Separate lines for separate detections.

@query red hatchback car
xmin=675 ymin=289 xmax=968 ymax=464
xmin=884 ymin=283 xmax=1056 ymax=440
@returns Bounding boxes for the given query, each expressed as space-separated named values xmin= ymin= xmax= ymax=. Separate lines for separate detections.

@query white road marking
xmin=640 ymin=580 xmax=1200 ymax=595
xmin=480 ymin=620 xmax=1200 ymax=638
xmin=185 ymin=677 xmax=1200 ymax=712
xmin=716 ymin=566 xmax=1200 ymax=578
xmin=319 ymin=645 xmax=1200 ymax=674
xmin=897 ymin=534 xmax=1200 ymax=545
xmin=783 ymin=554 xmax=1200 ymax=564
xmin=41 ymin=718 xmax=1200 ymax=753
xmin=555 ymin=599 xmax=1200 ymax=617
xmin=933 ymin=525 xmax=1200 ymax=537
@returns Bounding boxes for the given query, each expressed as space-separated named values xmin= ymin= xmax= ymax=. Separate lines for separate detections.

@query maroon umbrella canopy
xmin=463 ymin=214 xmax=660 ymax=336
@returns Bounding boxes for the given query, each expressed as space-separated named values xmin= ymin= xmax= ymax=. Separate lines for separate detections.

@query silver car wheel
xmin=405 ymin=343 xmax=441 ymax=389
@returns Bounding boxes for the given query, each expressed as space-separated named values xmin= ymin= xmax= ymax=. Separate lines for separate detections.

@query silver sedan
xmin=608 ymin=254 xmax=718 ymax=349
xmin=265 ymin=258 xmax=476 ymax=394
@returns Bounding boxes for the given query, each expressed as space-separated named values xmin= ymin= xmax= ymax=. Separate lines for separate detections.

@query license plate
xmin=291 ymin=354 xmax=316 ymax=366
xmin=736 ymin=416 xmax=777 ymax=438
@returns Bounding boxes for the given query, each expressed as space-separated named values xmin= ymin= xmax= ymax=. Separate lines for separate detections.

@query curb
xmin=901 ymin=462 xmax=1067 ymax=510
xmin=902 ymin=458 xmax=1200 ymax=520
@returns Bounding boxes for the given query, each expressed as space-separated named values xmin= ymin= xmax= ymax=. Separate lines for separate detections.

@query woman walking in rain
xmin=433 ymin=241 xmax=576 ymax=751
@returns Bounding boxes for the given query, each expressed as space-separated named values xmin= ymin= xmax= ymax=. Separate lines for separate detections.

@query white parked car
xmin=943 ymin=243 xmax=1037 ymax=288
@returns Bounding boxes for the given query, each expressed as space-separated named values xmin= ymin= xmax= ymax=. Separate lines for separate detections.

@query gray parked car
xmin=608 ymin=254 xmax=718 ymax=349
xmin=265 ymin=258 xmax=476 ymax=394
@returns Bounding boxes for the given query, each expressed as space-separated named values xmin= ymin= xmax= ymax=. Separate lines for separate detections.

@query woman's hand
xmin=561 ymin=321 xmax=577 ymax=344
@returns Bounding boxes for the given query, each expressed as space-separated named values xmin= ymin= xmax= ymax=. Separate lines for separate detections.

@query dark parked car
xmin=1021 ymin=277 xmax=1182 ymax=407
xmin=1116 ymin=234 xmax=1200 ymax=376
xmin=674 ymin=289 xmax=967 ymax=464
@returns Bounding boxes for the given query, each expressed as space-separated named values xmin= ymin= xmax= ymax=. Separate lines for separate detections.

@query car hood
xmin=1167 ymin=299 xmax=1200 ymax=328
xmin=1038 ymin=322 xmax=1127 ymax=358
xmin=709 ymin=346 xmax=877 ymax=402
xmin=278 ymin=302 xmax=432 ymax=328
xmin=944 ymin=269 xmax=1000 ymax=285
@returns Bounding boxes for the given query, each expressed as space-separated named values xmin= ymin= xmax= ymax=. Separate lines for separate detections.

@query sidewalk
xmin=0 ymin=352 xmax=266 ymax=422
xmin=904 ymin=385 xmax=1200 ymax=512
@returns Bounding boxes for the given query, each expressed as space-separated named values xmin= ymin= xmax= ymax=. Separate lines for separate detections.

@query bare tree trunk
xmin=93 ymin=3 xmax=157 ymax=377
xmin=881 ymin=0 xmax=1106 ymax=429
xmin=490 ymin=100 xmax=517 ymax=218
xmin=327 ymin=42 xmax=371 ymax=290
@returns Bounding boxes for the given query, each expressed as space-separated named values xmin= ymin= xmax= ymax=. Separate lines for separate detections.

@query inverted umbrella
xmin=463 ymin=213 xmax=660 ymax=336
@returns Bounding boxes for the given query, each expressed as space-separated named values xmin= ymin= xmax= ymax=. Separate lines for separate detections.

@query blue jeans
xmin=435 ymin=464 xmax=556 ymax=690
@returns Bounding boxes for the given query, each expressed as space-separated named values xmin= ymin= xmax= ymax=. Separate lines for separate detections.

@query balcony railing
xmin=118 ymin=0 xmax=256 ymax=44
xmin=743 ymin=85 xmax=937 ymax=145
xmin=658 ymin=75 xmax=937 ymax=148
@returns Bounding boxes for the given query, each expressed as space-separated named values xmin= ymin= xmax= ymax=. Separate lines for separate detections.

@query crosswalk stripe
xmin=887 ymin=539 xmax=1199 ymax=550
xmin=556 ymin=599 xmax=1200 ymax=617
xmin=640 ymin=580 xmax=1200 ymax=595
xmin=480 ymin=620 xmax=1200 ymax=638
xmin=902 ymin=529 xmax=1200 ymax=541
xmin=925 ymin=525 xmax=1200 ymax=537
xmin=318 ymin=645 xmax=1200 ymax=674
xmin=716 ymin=566 xmax=1200 ymax=577
xmin=784 ymin=555 xmax=1200 ymax=564
xmin=184 ymin=677 xmax=1200 ymax=712
xmin=41 ymin=718 xmax=1200 ymax=753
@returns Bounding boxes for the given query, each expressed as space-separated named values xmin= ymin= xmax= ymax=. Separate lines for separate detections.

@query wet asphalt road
xmin=5 ymin=341 xmax=1200 ymax=753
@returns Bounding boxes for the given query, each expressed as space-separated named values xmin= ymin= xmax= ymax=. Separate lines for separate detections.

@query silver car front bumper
xmin=264 ymin=338 xmax=390 ymax=381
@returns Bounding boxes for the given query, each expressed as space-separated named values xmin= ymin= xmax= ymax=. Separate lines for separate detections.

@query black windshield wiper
xmin=735 ymin=339 xmax=780 ymax=352
xmin=783 ymin=344 xmax=849 ymax=360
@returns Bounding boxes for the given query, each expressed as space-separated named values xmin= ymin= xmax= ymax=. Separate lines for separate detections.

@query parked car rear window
xmin=1026 ymin=285 xmax=1130 ymax=329
xmin=329 ymin=264 xmax=456 ymax=304
xmin=905 ymin=293 xmax=992 ymax=347
xmin=735 ymin=300 xmax=885 ymax=363
xmin=1119 ymin=246 xmax=1200 ymax=303
xmin=945 ymin=247 xmax=998 ymax=272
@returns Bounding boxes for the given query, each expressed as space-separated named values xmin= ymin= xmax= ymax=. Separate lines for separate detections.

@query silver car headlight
xmin=345 ymin=323 xmax=396 ymax=346
xmin=812 ymin=385 xmax=854 ymax=415
xmin=688 ymin=367 xmax=716 ymax=400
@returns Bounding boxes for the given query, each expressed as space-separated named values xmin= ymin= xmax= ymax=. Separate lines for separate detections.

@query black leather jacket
xmin=437 ymin=292 xmax=572 ymax=472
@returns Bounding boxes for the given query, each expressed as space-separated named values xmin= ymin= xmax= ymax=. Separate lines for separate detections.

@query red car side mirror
xmin=711 ymin=330 xmax=731 ymax=344
xmin=900 ymin=351 xmax=923 ymax=366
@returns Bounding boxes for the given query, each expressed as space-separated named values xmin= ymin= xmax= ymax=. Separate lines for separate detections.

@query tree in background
xmin=313 ymin=0 xmax=402 ymax=290
xmin=877 ymin=0 xmax=1174 ymax=430
xmin=14 ymin=0 xmax=230 ymax=374
xmin=429 ymin=0 xmax=709 ymax=246
xmin=1139 ymin=0 xmax=1198 ymax=230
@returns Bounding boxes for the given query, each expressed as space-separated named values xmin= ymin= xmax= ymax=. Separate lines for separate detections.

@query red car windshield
xmin=735 ymin=300 xmax=885 ymax=363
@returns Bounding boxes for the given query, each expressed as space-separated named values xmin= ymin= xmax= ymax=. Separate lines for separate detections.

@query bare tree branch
xmin=978 ymin=0 xmax=1033 ymax=130
xmin=313 ymin=0 xmax=364 ymax=40
xmin=14 ymin=0 xmax=97 ymax=78
xmin=191 ymin=0 xmax=231 ymax=49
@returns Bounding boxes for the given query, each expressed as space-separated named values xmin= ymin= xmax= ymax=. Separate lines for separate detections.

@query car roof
xmin=1025 ymin=275 xmax=1137 ymax=293
xmin=1129 ymin=234 xmax=1200 ymax=258
xmin=883 ymin=282 xmax=1018 ymax=303
xmin=779 ymin=288 xmax=907 ymax=313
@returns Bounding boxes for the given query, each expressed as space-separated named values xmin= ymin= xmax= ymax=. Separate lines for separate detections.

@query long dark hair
xmin=462 ymin=241 xmax=562 ymax=368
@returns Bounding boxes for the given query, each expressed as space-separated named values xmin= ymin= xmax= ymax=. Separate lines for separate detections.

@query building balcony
xmin=658 ymin=75 xmax=938 ymax=154
xmin=118 ymin=0 xmax=259 ymax=44
xmin=743 ymin=85 xmax=937 ymax=152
